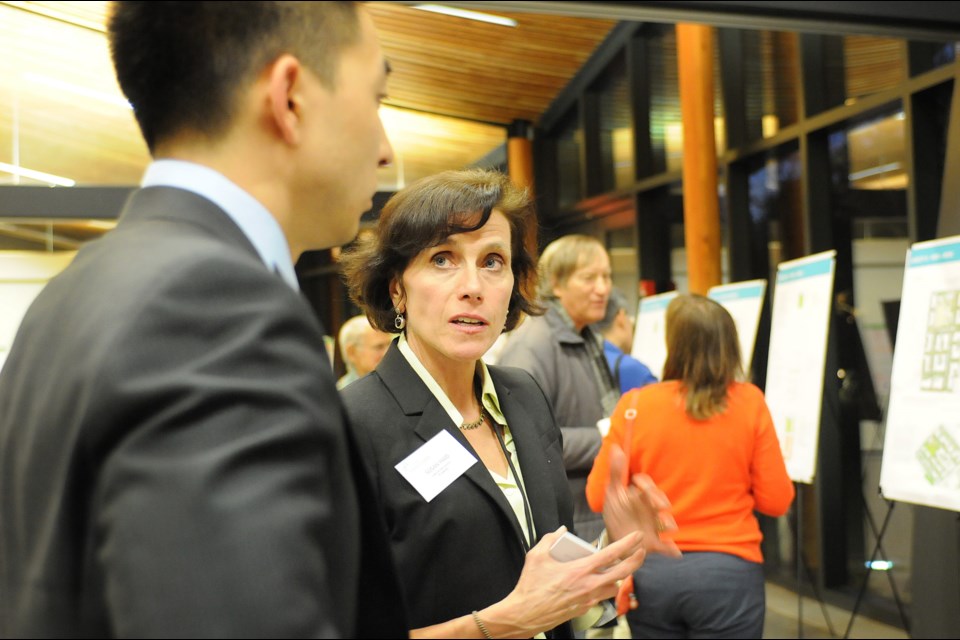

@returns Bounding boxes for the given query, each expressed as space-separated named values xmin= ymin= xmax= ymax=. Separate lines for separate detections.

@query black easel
xmin=840 ymin=306 xmax=910 ymax=638
xmin=842 ymin=497 xmax=911 ymax=638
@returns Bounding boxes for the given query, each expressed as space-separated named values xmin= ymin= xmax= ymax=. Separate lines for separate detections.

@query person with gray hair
xmin=499 ymin=234 xmax=619 ymax=543
xmin=337 ymin=314 xmax=392 ymax=389
xmin=595 ymin=288 xmax=657 ymax=394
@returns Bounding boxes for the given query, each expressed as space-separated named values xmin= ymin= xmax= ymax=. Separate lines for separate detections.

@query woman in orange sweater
xmin=586 ymin=293 xmax=794 ymax=638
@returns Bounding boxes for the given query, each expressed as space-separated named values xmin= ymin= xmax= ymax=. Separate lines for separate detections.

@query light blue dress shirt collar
xmin=141 ymin=159 xmax=299 ymax=290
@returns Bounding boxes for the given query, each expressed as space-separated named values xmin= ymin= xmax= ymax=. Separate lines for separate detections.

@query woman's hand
xmin=478 ymin=526 xmax=645 ymax=637
xmin=602 ymin=443 xmax=682 ymax=558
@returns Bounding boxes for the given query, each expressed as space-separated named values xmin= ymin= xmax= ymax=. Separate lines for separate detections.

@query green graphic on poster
xmin=916 ymin=425 xmax=960 ymax=487
xmin=920 ymin=290 xmax=960 ymax=392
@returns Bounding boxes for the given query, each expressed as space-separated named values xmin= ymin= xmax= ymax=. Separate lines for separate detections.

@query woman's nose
xmin=459 ymin=266 xmax=483 ymax=299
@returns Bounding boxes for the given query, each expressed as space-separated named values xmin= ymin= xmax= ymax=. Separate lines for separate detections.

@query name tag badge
xmin=395 ymin=430 xmax=477 ymax=502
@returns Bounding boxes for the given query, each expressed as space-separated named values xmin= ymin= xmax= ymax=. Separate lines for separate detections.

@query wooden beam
xmin=677 ymin=23 xmax=721 ymax=294
xmin=507 ymin=120 xmax=535 ymax=193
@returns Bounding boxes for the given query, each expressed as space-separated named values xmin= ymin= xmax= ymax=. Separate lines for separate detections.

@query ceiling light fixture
xmin=0 ymin=162 xmax=76 ymax=187
xmin=413 ymin=4 xmax=517 ymax=27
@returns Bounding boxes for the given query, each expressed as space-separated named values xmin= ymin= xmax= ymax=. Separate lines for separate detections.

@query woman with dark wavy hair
xmin=339 ymin=169 xmax=679 ymax=638
xmin=587 ymin=293 xmax=794 ymax=639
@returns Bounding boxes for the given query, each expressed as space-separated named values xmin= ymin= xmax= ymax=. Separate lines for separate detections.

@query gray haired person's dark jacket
xmin=499 ymin=304 xmax=610 ymax=541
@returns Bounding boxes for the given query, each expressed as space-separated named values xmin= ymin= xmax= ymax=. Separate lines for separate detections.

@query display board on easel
xmin=708 ymin=279 xmax=767 ymax=377
xmin=880 ymin=236 xmax=960 ymax=512
xmin=764 ymin=251 xmax=836 ymax=484
xmin=0 ymin=252 xmax=76 ymax=373
xmin=630 ymin=291 xmax=677 ymax=381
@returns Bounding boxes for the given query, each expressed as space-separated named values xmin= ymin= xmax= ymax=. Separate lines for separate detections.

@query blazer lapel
xmin=491 ymin=371 xmax=561 ymax=545
xmin=375 ymin=346 xmax=531 ymax=550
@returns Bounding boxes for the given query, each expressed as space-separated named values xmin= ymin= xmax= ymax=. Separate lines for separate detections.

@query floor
xmin=762 ymin=581 xmax=909 ymax=639
xmin=602 ymin=581 xmax=910 ymax=639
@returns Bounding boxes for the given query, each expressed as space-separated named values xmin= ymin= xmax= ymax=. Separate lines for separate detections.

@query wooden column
xmin=507 ymin=119 xmax=534 ymax=193
xmin=677 ymin=24 xmax=721 ymax=294
xmin=508 ymin=119 xmax=538 ymax=257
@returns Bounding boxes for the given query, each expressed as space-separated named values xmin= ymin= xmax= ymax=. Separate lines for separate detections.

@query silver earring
xmin=394 ymin=311 xmax=406 ymax=331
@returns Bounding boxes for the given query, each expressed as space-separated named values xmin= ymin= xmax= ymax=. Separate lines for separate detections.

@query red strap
xmin=616 ymin=393 xmax=643 ymax=613
xmin=620 ymin=392 xmax=642 ymax=486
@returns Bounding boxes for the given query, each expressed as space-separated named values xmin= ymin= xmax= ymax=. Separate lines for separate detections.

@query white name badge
xmin=395 ymin=430 xmax=477 ymax=502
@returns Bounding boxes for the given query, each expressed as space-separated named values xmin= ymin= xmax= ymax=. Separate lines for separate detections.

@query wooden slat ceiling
xmin=0 ymin=1 xmax=147 ymax=188
xmin=368 ymin=2 xmax=616 ymax=125
xmin=0 ymin=1 xmax=914 ymax=250
xmin=0 ymin=1 xmax=614 ymax=214
xmin=0 ymin=1 xmax=615 ymax=249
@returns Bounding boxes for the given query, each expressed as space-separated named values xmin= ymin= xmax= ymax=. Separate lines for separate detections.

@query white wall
xmin=0 ymin=251 xmax=75 ymax=371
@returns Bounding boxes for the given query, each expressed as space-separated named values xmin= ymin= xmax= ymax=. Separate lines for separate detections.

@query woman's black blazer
xmin=341 ymin=342 xmax=575 ymax=638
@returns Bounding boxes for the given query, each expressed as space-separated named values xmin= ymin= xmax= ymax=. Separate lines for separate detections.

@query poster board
xmin=880 ymin=236 xmax=960 ymax=512
xmin=708 ymin=279 xmax=767 ymax=376
xmin=630 ymin=291 xmax=677 ymax=380
xmin=0 ymin=252 xmax=76 ymax=373
xmin=764 ymin=251 xmax=836 ymax=484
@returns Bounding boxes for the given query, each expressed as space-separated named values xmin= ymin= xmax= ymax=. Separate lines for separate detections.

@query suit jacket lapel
xmin=375 ymin=346 xmax=531 ymax=550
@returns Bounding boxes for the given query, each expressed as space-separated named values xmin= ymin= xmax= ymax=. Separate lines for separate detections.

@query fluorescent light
xmin=849 ymin=162 xmax=902 ymax=182
xmin=413 ymin=4 xmax=517 ymax=27
xmin=864 ymin=560 xmax=894 ymax=571
xmin=83 ymin=220 xmax=118 ymax=231
xmin=0 ymin=162 xmax=75 ymax=187
xmin=24 ymin=72 xmax=132 ymax=110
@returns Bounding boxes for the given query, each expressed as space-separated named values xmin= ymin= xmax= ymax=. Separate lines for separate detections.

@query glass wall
xmin=648 ymin=26 xmax=682 ymax=174
xmin=645 ymin=26 xmax=727 ymax=174
xmin=761 ymin=32 xmax=800 ymax=137
xmin=596 ymin=52 xmax=634 ymax=192
xmin=536 ymin=17 xmax=959 ymax=626
xmin=555 ymin=110 xmax=584 ymax=211
xmin=748 ymin=144 xmax=803 ymax=282
xmin=844 ymin=36 xmax=906 ymax=101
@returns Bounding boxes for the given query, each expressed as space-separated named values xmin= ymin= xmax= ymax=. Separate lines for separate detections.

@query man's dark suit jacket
xmin=0 ymin=187 xmax=407 ymax=638
xmin=341 ymin=343 xmax=575 ymax=638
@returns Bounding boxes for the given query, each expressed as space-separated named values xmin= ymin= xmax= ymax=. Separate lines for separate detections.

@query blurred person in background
xmin=587 ymin=293 xmax=794 ymax=639
xmin=499 ymin=234 xmax=619 ymax=542
xmin=595 ymin=287 xmax=657 ymax=395
xmin=337 ymin=314 xmax=393 ymax=389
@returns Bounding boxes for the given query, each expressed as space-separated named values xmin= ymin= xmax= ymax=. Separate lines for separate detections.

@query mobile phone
xmin=549 ymin=531 xmax=598 ymax=562
xmin=550 ymin=532 xmax=620 ymax=629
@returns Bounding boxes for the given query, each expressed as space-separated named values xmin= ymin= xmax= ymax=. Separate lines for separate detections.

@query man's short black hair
xmin=108 ymin=1 xmax=359 ymax=153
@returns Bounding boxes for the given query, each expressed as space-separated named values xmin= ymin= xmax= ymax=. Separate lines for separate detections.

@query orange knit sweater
xmin=586 ymin=381 xmax=794 ymax=563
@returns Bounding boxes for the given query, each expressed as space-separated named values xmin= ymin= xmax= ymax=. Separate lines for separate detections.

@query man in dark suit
xmin=0 ymin=2 xmax=406 ymax=637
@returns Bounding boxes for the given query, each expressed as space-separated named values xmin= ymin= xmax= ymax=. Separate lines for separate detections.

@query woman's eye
xmin=484 ymin=255 xmax=505 ymax=269
xmin=431 ymin=253 xmax=450 ymax=267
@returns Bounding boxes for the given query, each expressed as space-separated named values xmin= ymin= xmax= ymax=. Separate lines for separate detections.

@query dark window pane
xmin=596 ymin=53 xmax=635 ymax=192
xmin=556 ymin=111 xmax=583 ymax=211
xmin=762 ymin=32 xmax=800 ymax=136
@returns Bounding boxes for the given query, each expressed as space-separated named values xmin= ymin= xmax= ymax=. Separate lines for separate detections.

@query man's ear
xmin=344 ymin=342 xmax=358 ymax=367
xmin=266 ymin=54 xmax=303 ymax=146
xmin=550 ymin=276 xmax=563 ymax=300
